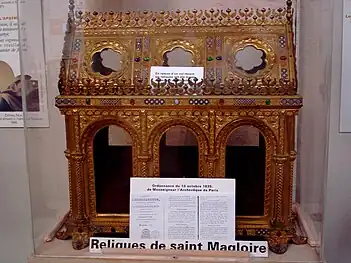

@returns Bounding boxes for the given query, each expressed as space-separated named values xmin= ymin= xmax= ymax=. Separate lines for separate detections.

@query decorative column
xmin=272 ymin=154 xmax=290 ymax=225
xmin=269 ymin=153 xmax=290 ymax=254
xmin=65 ymin=152 xmax=87 ymax=222
xmin=268 ymin=112 xmax=290 ymax=254
xmin=56 ymin=114 xmax=90 ymax=250
xmin=139 ymin=110 xmax=150 ymax=177
xmin=286 ymin=111 xmax=297 ymax=224
xmin=206 ymin=110 xmax=217 ymax=177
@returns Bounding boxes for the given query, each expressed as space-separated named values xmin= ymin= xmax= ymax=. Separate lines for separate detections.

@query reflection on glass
xmin=225 ymin=126 xmax=265 ymax=216
xmin=162 ymin=47 xmax=193 ymax=67
xmin=94 ymin=125 xmax=132 ymax=214
xmin=91 ymin=48 xmax=122 ymax=76
xmin=160 ymin=126 xmax=198 ymax=178
xmin=234 ymin=45 xmax=266 ymax=74
xmin=108 ymin=125 xmax=132 ymax=146
xmin=227 ymin=126 xmax=260 ymax=146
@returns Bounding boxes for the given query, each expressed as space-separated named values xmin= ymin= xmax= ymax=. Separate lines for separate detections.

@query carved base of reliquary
xmin=55 ymin=214 xmax=307 ymax=253
xmin=55 ymin=95 xmax=306 ymax=253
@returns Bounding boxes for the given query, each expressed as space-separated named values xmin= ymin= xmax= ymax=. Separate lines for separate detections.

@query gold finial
xmin=286 ymin=0 xmax=293 ymax=22
xmin=75 ymin=8 xmax=289 ymax=29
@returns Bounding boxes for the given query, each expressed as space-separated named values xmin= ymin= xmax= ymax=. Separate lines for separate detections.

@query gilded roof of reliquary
xmin=57 ymin=0 xmax=300 ymax=98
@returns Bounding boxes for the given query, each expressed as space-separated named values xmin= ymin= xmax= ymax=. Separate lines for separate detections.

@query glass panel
xmin=234 ymin=45 xmax=267 ymax=74
xmin=162 ymin=48 xmax=194 ymax=67
xmin=94 ymin=125 xmax=132 ymax=214
xmin=160 ymin=126 xmax=198 ymax=178
xmin=225 ymin=126 xmax=265 ymax=216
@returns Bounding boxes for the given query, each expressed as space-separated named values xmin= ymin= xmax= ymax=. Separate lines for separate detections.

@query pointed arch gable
xmin=148 ymin=118 xmax=209 ymax=155
xmin=216 ymin=117 xmax=278 ymax=218
xmin=216 ymin=117 xmax=278 ymax=154
xmin=79 ymin=117 xmax=139 ymax=217
xmin=80 ymin=118 xmax=140 ymax=153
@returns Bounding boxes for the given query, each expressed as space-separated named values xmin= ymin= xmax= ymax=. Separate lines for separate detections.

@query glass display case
xmin=13 ymin=0 xmax=326 ymax=262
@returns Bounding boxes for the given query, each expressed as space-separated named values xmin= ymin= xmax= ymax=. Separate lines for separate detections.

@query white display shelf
xmin=28 ymin=239 xmax=320 ymax=263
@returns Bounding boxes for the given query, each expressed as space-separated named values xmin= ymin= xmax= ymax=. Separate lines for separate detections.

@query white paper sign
xmin=340 ymin=0 xmax=351 ymax=132
xmin=150 ymin=66 xmax=204 ymax=83
xmin=0 ymin=0 xmax=49 ymax=127
xmin=89 ymin=237 xmax=269 ymax=258
xmin=130 ymin=178 xmax=235 ymax=242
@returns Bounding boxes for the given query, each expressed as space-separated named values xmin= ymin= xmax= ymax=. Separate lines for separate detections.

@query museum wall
xmin=0 ymin=1 xmax=300 ymax=262
xmin=295 ymin=0 xmax=331 ymax=248
xmin=297 ymin=0 xmax=351 ymax=262
xmin=0 ymin=2 xmax=68 ymax=263
xmin=3 ymin=0 xmax=348 ymax=263
xmin=0 ymin=129 xmax=34 ymax=263
xmin=323 ymin=0 xmax=351 ymax=262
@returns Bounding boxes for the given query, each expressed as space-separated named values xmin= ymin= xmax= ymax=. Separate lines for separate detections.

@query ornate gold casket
xmin=55 ymin=0 xmax=306 ymax=254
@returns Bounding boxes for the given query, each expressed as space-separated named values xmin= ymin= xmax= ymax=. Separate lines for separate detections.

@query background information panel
xmin=0 ymin=0 xmax=49 ymax=127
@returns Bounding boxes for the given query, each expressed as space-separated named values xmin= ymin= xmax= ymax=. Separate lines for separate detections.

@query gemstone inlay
xmin=234 ymin=98 xmax=256 ymax=105
xmin=216 ymin=36 xmax=222 ymax=50
xmin=206 ymin=37 xmax=214 ymax=48
xmin=73 ymin=39 xmax=82 ymax=51
xmin=280 ymin=98 xmax=303 ymax=106
xmin=143 ymin=37 xmax=150 ymax=51
xmin=189 ymin=98 xmax=210 ymax=105
xmin=144 ymin=98 xmax=165 ymax=105
xmin=136 ymin=38 xmax=142 ymax=51
xmin=281 ymin=68 xmax=288 ymax=79
xmin=100 ymin=99 xmax=121 ymax=106
xmin=279 ymin=36 xmax=287 ymax=48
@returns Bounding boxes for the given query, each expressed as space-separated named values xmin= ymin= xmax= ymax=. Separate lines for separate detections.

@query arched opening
xmin=159 ymin=126 xmax=199 ymax=178
xmin=225 ymin=125 xmax=266 ymax=216
xmin=93 ymin=125 xmax=133 ymax=214
xmin=91 ymin=48 xmax=122 ymax=76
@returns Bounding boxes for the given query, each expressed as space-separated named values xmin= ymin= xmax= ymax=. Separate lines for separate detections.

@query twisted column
xmin=65 ymin=151 xmax=87 ymax=222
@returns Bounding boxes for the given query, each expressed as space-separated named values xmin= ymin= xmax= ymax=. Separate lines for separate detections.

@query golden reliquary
xmin=55 ymin=0 xmax=307 ymax=254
